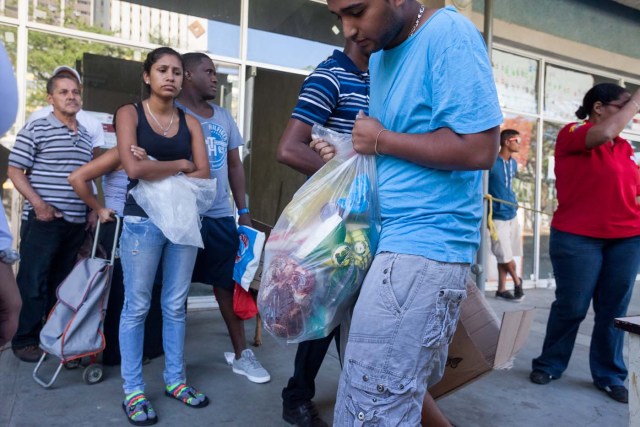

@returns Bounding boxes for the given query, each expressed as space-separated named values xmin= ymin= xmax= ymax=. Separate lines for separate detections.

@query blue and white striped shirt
xmin=292 ymin=49 xmax=369 ymax=133
xmin=9 ymin=113 xmax=92 ymax=223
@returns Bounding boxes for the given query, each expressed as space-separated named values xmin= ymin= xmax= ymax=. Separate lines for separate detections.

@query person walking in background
xmin=8 ymin=71 xmax=93 ymax=363
xmin=176 ymin=52 xmax=271 ymax=386
xmin=276 ymin=40 xmax=369 ymax=427
xmin=0 ymin=40 xmax=21 ymax=348
xmin=116 ymin=47 xmax=211 ymax=425
xmin=530 ymin=83 xmax=640 ymax=404
xmin=488 ymin=129 xmax=524 ymax=301
xmin=326 ymin=0 xmax=502 ymax=424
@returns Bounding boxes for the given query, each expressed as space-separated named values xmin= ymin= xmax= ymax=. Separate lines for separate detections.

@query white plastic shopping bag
xmin=130 ymin=174 xmax=216 ymax=248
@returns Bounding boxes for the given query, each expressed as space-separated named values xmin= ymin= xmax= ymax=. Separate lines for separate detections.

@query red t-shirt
xmin=551 ymin=121 xmax=640 ymax=238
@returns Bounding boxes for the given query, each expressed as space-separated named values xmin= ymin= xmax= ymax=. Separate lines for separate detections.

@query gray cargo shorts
xmin=333 ymin=252 xmax=468 ymax=426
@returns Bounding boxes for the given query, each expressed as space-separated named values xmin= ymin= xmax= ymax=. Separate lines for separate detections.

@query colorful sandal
xmin=164 ymin=383 xmax=209 ymax=408
xmin=122 ymin=391 xmax=157 ymax=426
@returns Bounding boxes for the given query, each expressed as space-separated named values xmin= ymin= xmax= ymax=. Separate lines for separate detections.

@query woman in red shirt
xmin=531 ymin=83 xmax=640 ymax=404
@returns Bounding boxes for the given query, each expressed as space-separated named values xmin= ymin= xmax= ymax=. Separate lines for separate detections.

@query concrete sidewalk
xmin=0 ymin=285 xmax=635 ymax=426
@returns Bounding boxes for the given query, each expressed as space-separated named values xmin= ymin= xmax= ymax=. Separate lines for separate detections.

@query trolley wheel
xmin=64 ymin=359 xmax=81 ymax=370
xmin=82 ymin=364 xmax=103 ymax=384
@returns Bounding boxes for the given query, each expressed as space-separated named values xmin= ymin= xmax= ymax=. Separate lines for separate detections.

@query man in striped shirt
xmin=8 ymin=73 xmax=92 ymax=363
xmin=276 ymin=40 xmax=369 ymax=427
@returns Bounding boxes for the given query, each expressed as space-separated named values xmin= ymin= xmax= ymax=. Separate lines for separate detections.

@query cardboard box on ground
xmin=429 ymin=280 xmax=534 ymax=399
xmin=250 ymin=220 xmax=534 ymax=398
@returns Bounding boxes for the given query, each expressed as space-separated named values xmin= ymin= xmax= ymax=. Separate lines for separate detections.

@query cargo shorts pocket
xmin=422 ymin=288 xmax=466 ymax=348
xmin=341 ymin=360 xmax=415 ymax=426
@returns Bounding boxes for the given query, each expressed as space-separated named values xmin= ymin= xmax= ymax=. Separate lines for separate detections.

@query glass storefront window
xmin=506 ymin=115 xmax=538 ymax=281
xmin=0 ymin=0 xmax=18 ymax=18
xmin=29 ymin=0 xmax=241 ymax=58
xmin=624 ymin=82 xmax=640 ymax=133
xmin=214 ymin=63 xmax=240 ymax=121
xmin=484 ymin=115 xmax=538 ymax=284
xmin=493 ymin=50 xmax=538 ymax=114
xmin=539 ymin=121 xmax=564 ymax=281
xmin=27 ymin=31 xmax=143 ymax=118
xmin=248 ymin=0 xmax=342 ymax=70
xmin=544 ymin=65 xmax=593 ymax=123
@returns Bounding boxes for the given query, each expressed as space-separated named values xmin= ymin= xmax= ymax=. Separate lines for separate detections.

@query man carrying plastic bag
xmin=258 ymin=125 xmax=380 ymax=344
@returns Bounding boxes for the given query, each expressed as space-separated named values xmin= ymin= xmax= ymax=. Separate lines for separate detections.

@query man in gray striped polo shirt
xmin=8 ymin=72 xmax=92 ymax=363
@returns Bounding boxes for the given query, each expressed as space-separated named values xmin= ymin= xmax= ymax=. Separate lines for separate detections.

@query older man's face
xmin=48 ymin=76 xmax=81 ymax=117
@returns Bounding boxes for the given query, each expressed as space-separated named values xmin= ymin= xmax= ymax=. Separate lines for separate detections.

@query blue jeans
xmin=119 ymin=216 xmax=198 ymax=394
xmin=532 ymin=228 xmax=640 ymax=388
xmin=333 ymin=253 xmax=468 ymax=426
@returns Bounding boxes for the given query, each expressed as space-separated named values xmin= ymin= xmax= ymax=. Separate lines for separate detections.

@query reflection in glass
xmin=493 ymin=50 xmax=538 ymax=114
xmin=544 ymin=65 xmax=593 ymax=122
xmin=27 ymin=31 xmax=142 ymax=116
xmin=624 ymin=82 xmax=640 ymax=133
xmin=505 ymin=115 xmax=538 ymax=280
xmin=0 ymin=0 xmax=18 ymax=18
xmin=248 ymin=0 xmax=343 ymax=70
xmin=29 ymin=0 xmax=241 ymax=58
xmin=539 ymin=121 xmax=564 ymax=280
xmin=485 ymin=115 xmax=538 ymax=283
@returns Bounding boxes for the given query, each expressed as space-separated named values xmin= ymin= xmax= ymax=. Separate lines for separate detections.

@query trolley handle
xmin=91 ymin=215 xmax=121 ymax=266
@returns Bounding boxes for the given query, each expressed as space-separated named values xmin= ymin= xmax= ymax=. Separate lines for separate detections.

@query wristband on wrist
xmin=374 ymin=129 xmax=388 ymax=156
xmin=238 ymin=208 xmax=250 ymax=216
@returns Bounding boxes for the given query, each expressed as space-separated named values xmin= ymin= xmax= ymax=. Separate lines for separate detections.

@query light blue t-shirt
xmin=369 ymin=6 xmax=503 ymax=263
xmin=176 ymin=101 xmax=244 ymax=218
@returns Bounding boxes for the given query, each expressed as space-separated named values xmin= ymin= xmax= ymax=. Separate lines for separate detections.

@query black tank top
xmin=123 ymin=102 xmax=192 ymax=217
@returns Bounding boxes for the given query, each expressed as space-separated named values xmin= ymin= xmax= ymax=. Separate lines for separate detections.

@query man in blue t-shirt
xmin=488 ymin=129 xmax=524 ymax=301
xmin=327 ymin=0 xmax=503 ymax=423
xmin=276 ymin=40 xmax=369 ymax=427
xmin=177 ymin=53 xmax=270 ymax=385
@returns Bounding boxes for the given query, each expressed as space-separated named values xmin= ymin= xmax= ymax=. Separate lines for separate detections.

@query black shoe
xmin=13 ymin=345 xmax=44 ymax=363
xmin=530 ymin=369 xmax=554 ymax=385
xmin=514 ymin=285 xmax=525 ymax=300
xmin=283 ymin=401 xmax=328 ymax=427
xmin=598 ymin=385 xmax=628 ymax=403
xmin=496 ymin=290 xmax=518 ymax=301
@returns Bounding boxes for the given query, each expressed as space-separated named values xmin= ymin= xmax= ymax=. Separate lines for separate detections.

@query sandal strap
xmin=166 ymin=383 xmax=206 ymax=406
xmin=124 ymin=392 xmax=155 ymax=421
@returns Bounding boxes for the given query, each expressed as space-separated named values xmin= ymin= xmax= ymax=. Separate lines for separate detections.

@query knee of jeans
xmin=121 ymin=298 xmax=150 ymax=323
xmin=161 ymin=298 xmax=186 ymax=321
xmin=339 ymin=359 xmax=416 ymax=425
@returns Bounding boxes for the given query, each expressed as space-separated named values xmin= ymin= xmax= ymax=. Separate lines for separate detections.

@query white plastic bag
xmin=130 ymin=174 xmax=216 ymax=248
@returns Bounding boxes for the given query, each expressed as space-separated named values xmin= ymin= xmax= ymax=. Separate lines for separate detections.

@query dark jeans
xmin=98 ymin=220 xmax=164 ymax=365
xmin=12 ymin=213 xmax=85 ymax=349
xmin=282 ymin=327 xmax=340 ymax=409
xmin=532 ymin=228 xmax=640 ymax=387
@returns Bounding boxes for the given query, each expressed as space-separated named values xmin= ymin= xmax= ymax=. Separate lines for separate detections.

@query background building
xmin=0 ymin=0 xmax=639 ymax=291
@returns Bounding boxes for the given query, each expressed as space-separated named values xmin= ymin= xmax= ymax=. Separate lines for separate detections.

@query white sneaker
xmin=232 ymin=349 xmax=271 ymax=384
